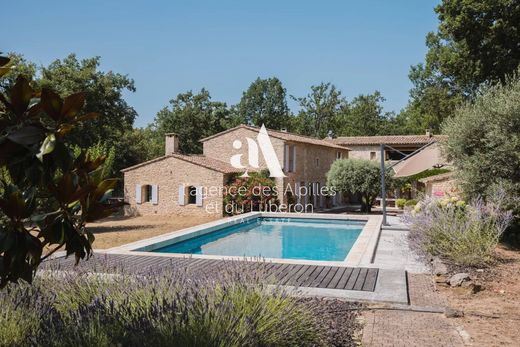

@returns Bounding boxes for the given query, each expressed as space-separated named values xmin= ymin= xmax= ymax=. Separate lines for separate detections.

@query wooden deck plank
xmin=278 ymin=264 xmax=304 ymax=284
xmin=310 ymin=266 xmax=332 ymax=287
xmin=334 ymin=267 xmax=353 ymax=289
xmin=324 ymin=266 xmax=346 ymax=288
xmin=43 ymin=254 xmax=379 ymax=292
xmin=353 ymin=268 xmax=369 ymax=291
xmin=317 ymin=266 xmax=338 ymax=288
xmin=281 ymin=265 xmax=308 ymax=286
xmin=300 ymin=266 xmax=323 ymax=287
xmin=343 ymin=268 xmax=361 ymax=290
xmin=362 ymin=268 xmax=379 ymax=292
xmin=272 ymin=264 xmax=293 ymax=280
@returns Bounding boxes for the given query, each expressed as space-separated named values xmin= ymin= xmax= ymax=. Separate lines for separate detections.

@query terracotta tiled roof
xmin=331 ymin=134 xmax=447 ymax=146
xmin=170 ymin=154 xmax=244 ymax=174
xmin=200 ymin=124 xmax=349 ymax=150
xmin=121 ymin=154 xmax=244 ymax=174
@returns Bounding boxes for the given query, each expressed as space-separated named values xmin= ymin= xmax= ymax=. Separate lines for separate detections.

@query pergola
xmin=379 ymin=141 xmax=443 ymax=225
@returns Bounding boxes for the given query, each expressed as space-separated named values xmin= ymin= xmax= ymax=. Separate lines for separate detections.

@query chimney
xmin=165 ymin=133 xmax=179 ymax=155
xmin=280 ymin=128 xmax=287 ymax=132
xmin=425 ymin=129 xmax=432 ymax=138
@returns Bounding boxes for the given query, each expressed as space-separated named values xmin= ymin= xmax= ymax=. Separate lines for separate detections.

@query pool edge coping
xmin=105 ymin=212 xmax=383 ymax=268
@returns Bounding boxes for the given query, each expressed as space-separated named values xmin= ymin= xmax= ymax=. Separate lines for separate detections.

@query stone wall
xmin=203 ymin=127 xmax=348 ymax=208
xmin=123 ymin=156 xmax=226 ymax=216
xmin=426 ymin=178 xmax=457 ymax=197
xmin=347 ymin=145 xmax=381 ymax=161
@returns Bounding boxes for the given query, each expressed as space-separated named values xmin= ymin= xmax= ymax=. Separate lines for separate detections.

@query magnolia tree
xmin=0 ymin=55 xmax=123 ymax=287
xmin=327 ymin=159 xmax=392 ymax=213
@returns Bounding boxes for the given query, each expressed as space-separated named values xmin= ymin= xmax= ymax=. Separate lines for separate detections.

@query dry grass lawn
xmin=86 ymin=214 xmax=221 ymax=249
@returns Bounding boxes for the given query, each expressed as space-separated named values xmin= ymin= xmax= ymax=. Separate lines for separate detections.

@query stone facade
xmin=420 ymin=173 xmax=457 ymax=197
xmin=123 ymin=125 xmax=349 ymax=216
xmin=347 ymin=145 xmax=381 ymax=161
xmin=123 ymin=156 xmax=227 ymax=216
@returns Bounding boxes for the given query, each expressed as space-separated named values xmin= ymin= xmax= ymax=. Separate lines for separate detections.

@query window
xmin=336 ymin=151 xmax=342 ymax=160
xmin=143 ymin=185 xmax=153 ymax=202
xmin=187 ymin=186 xmax=197 ymax=204
xmin=315 ymin=157 xmax=320 ymax=167
xmin=370 ymin=152 xmax=376 ymax=160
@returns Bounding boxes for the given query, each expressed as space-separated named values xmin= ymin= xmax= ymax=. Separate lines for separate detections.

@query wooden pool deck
xmin=44 ymin=253 xmax=379 ymax=292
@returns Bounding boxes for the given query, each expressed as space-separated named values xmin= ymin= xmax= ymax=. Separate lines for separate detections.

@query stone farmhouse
xmin=122 ymin=126 xmax=446 ymax=216
xmin=122 ymin=125 xmax=349 ymax=217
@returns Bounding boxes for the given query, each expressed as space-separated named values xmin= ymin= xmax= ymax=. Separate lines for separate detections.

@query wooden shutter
xmin=196 ymin=186 xmax=203 ymax=207
xmin=135 ymin=184 xmax=142 ymax=204
xmin=178 ymin=185 xmax=185 ymax=206
xmin=151 ymin=185 xmax=158 ymax=205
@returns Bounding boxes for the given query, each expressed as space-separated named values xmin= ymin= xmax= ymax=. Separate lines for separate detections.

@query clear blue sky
xmin=4 ymin=0 xmax=440 ymax=127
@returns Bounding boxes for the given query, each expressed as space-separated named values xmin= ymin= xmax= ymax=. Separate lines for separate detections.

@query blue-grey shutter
xmin=151 ymin=185 xmax=158 ymax=205
xmin=135 ymin=184 xmax=142 ymax=204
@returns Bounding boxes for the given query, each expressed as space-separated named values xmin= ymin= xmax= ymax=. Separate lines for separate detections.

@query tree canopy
xmin=2 ymin=53 xmax=139 ymax=175
xmin=237 ymin=77 xmax=290 ymax=129
xmin=291 ymin=83 xmax=346 ymax=138
xmin=152 ymin=89 xmax=237 ymax=154
xmin=327 ymin=159 xmax=392 ymax=213
xmin=400 ymin=0 xmax=520 ymax=134
xmin=442 ymin=76 xmax=520 ymax=224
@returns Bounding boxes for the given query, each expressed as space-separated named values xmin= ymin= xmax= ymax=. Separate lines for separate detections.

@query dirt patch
xmin=436 ymin=245 xmax=520 ymax=346
xmin=86 ymin=215 xmax=221 ymax=249
xmin=300 ymin=298 xmax=363 ymax=347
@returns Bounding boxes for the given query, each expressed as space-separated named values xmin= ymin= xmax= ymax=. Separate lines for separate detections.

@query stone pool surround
xmin=107 ymin=212 xmax=383 ymax=268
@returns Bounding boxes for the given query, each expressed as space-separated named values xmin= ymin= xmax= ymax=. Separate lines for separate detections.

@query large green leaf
xmin=61 ymin=92 xmax=85 ymax=119
xmin=9 ymin=77 xmax=33 ymax=116
xmin=41 ymin=88 xmax=63 ymax=121
xmin=7 ymin=125 xmax=45 ymax=146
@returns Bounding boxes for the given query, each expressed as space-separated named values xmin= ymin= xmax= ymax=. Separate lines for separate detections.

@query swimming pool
xmin=147 ymin=217 xmax=365 ymax=261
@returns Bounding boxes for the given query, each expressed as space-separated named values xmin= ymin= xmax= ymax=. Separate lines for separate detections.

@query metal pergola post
xmin=380 ymin=144 xmax=387 ymax=226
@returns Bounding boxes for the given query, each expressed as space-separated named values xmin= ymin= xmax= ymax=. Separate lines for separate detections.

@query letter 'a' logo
xmin=230 ymin=125 xmax=286 ymax=178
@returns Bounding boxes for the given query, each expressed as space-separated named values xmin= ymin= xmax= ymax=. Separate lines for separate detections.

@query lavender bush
xmin=404 ymin=191 xmax=513 ymax=267
xmin=0 ymin=261 xmax=353 ymax=347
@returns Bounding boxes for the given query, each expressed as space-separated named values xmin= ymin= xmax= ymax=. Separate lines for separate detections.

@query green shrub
xmin=396 ymin=198 xmax=407 ymax=209
xmin=404 ymin=199 xmax=418 ymax=207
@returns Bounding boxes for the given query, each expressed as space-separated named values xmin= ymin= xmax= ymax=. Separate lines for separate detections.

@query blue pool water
xmin=151 ymin=217 xmax=365 ymax=261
